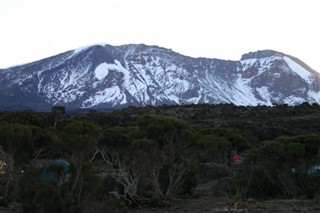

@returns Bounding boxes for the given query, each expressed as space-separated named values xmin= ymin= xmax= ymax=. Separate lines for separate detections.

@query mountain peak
xmin=1 ymin=44 xmax=320 ymax=111
xmin=72 ymin=43 xmax=108 ymax=55
xmin=240 ymin=50 xmax=282 ymax=60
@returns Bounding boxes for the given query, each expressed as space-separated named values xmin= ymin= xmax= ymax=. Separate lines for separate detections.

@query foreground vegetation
xmin=1 ymin=103 xmax=320 ymax=212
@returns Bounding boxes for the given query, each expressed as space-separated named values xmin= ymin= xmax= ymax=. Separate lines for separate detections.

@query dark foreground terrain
xmin=132 ymin=198 xmax=320 ymax=213
xmin=132 ymin=182 xmax=320 ymax=213
xmin=1 ymin=103 xmax=320 ymax=212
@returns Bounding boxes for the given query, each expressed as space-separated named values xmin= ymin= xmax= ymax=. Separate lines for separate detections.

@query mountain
xmin=1 ymin=44 xmax=320 ymax=111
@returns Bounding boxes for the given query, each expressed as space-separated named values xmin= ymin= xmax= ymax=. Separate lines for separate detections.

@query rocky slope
xmin=0 ymin=44 xmax=319 ymax=111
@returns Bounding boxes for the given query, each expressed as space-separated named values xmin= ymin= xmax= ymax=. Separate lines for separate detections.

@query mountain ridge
xmin=1 ymin=43 xmax=320 ymax=111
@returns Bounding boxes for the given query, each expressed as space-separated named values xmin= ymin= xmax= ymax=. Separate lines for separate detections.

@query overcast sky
xmin=0 ymin=0 xmax=319 ymax=71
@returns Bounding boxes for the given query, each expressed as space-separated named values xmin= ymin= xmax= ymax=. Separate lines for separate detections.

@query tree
xmin=0 ymin=111 xmax=46 ymax=127
xmin=131 ymin=138 xmax=162 ymax=200
xmin=0 ymin=147 xmax=18 ymax=202
xmin=18 ymin=168 xmax=64 ymax=213
xmin=0 ymin=123 xmax=33 ymax=165
xmin=197 ymin=135 xmax=232 ymax=164
xmin=61 ymin=119 xmax=101 ymax=210
xmin=96 ymin=126 xmax=143 ymax=205
xmin=233 ymin=134 xmax=320 ymax=199
xmin=136 ymin=115 xmax=197 ymax=199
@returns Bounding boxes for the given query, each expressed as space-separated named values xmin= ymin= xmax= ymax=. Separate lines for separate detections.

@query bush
xmin=231 ymin=135 xmax=320 ymax=199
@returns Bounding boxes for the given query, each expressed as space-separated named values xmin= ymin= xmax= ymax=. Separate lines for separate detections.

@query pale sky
xmin=0 ymin=0 xmax=319 ymax=72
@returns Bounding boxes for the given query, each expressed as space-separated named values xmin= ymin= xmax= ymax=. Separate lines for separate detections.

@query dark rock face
xmin=241 ymin=50 xmax=279 ymax=60
xmin=1 ymin=44 xmax=320 ymax=111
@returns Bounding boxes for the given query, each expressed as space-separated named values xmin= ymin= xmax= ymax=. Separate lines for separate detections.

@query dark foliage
xmin=1 ymin=103 xmax=320 ymax=211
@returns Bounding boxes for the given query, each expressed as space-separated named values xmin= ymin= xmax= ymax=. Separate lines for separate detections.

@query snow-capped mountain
xmin=1 ymin=44 xmax=320 ymax=111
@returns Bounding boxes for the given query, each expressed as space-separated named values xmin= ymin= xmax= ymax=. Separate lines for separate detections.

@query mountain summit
xmin=1 ymin=44 xmax=320 ymax=111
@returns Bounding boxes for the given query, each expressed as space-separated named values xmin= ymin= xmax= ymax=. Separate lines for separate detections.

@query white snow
xmin=68 ymin=45 xmax=91 ymax=59
xmin=240 ymin=55 xmax=282 ymax=76
xmin=70 ymin=43 xmax=107 ymax=58
xmin=124 ymin=44 xmax=138 ymax=59
xmin=232 ymin=76 xmax=261 ymax=106
xmin=73 ymin=45 xmax=91 ymax=55
xmin=114 ymin=60 xmax=130 ymax=87
xmin=273 ymin=73 xmax=281 ymax=78
xmin=83 ymin=86 xmax=126 ymax=108
xmin=241 ymin=58 xmax=257 ymax=67
xmin=284 ymin=95 xmax=306 ymax=106
xmin=94 ymin=60 xmax=130 ymax=82
xmin=26 ymin=45 xmax=319 ymax=109
xmin=256 ymin=86 xmax=272 ymax=105
xmin=173 ymin=79 xmax=190 ymax=94
xmin=307 ymin=91 xmax=320 ymax=103
xmin=94 ymin=63 xmax=110 ymax=80
xmin=283 ymin=56 xmax=313 ymax=84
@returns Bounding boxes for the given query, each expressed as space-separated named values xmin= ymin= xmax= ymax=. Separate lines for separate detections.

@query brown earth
xmin=130 ymin=196 xmax=320 ymax=213
xmin=130 ymin=181 xmax=320 ymax=213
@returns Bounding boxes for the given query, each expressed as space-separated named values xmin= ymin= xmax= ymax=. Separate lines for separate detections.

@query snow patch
xmin=233 ymin=77 xmax=260 ymax=106
xmin=94 ymin=60 xmax=129 ymax=81
xmin=241 ymin=55 xmax=283 ymax=76
xmin=73 ymin=45 xmax=90 ymax=55
xmin=241 ymin=58 xmax=257 ymax=67
xmin=83 ymin=86 xmax=127 ymax=108
xmin=256 ymin=86 xmax=272 ymax=105
xmin=273 ymin=73 xmax=281 ymax=78
xmin=308 ymin=91 xmax=320 ymax=103
xmin=70 ymin=43 xmax=107 ymax=58
xmin=283 ymin=56 xmax=313 ymax=83
xmin=95 ymin=63 xmax=110 ymax=80
xmin=284 ymin=96 xmax=306 ymax=106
